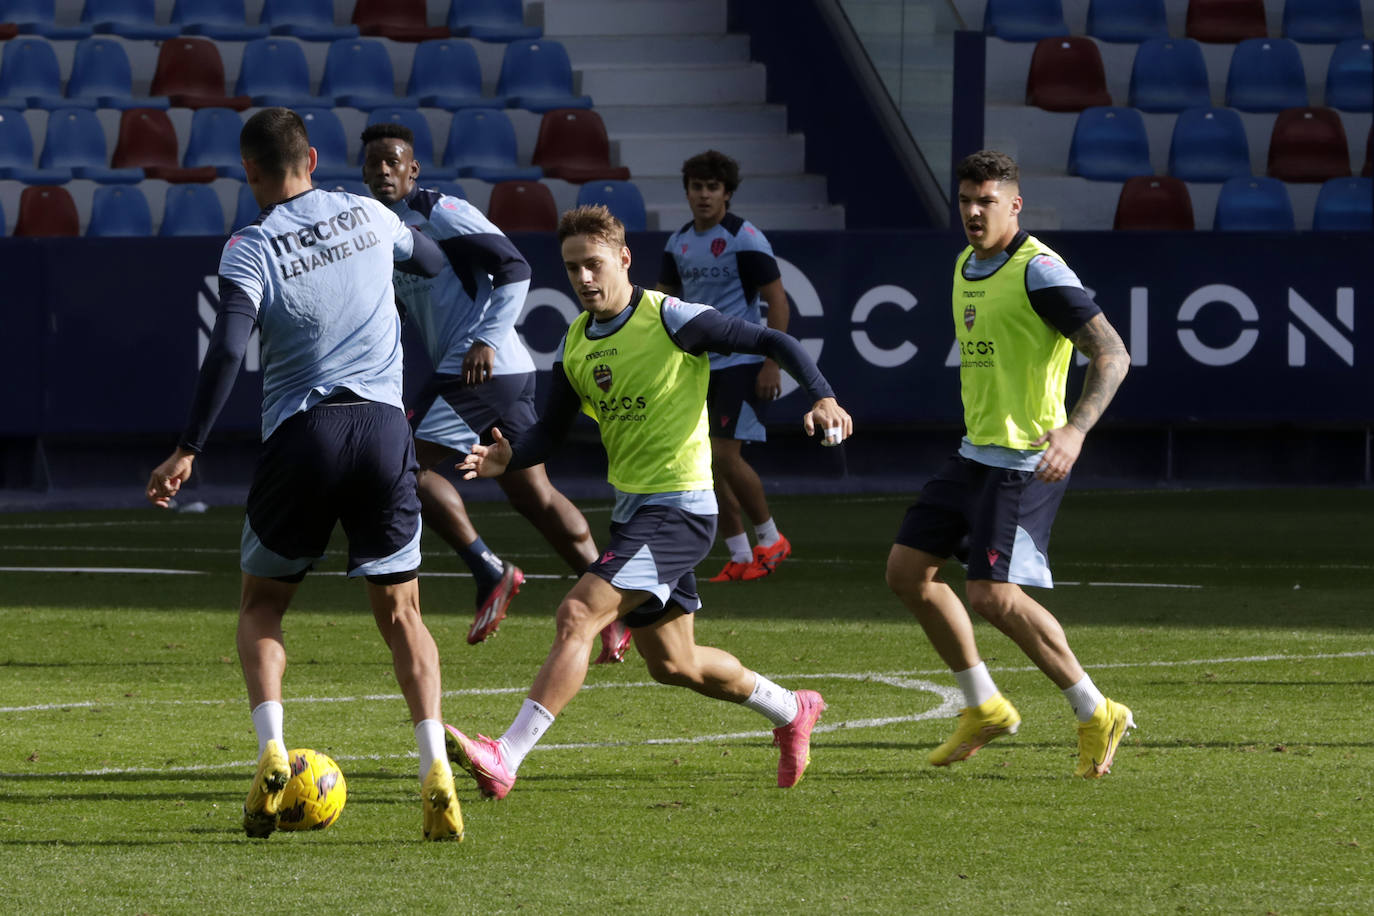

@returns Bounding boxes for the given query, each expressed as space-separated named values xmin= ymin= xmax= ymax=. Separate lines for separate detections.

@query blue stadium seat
xmin=296 ymin=106 xmax=355 ymax=182
xmin=233 ymin=181 xmax=261 ymax=229
xmin=1129 ymin=39 xmax=1211 ymax=113
xmin=1086 ymin=0 xmax=1169 ymax=42
xmin=443 ymin=108 xmax=542 ymax=181
xmin=1213 ymin=176 xmax=1294 ymax=229
xmin=448 ymin=0 xmax=541 ymax=41
xmin=1067 ymin=106 xmax=1153 ymax=180
xmin=259 ymin=0 xmax=358 ymax=41
xmin=1325 ymin=39 xmax=1372 ymax=112
xmin=315 ymin=178 xmax=370 ymax=196
xmin=171 ymin=0 xmax=268 ymax=41
xmin=235 ymin=38 xmax=316 ymax=108
xmin=983 ymin=0 xmax=1069 ymax=41
xmin=66 ymin=37 xmax=169 ymax=110
xmin=183 ymin=107 xmax=246 ymax=179
xmin=431 ymin=180 xmax=468 ymax=200
xmin=159 ymin=183 xmax=225 ymax=236
xmin=576 ymin=180 xmax=647 ymax=231
xmin=1312 ymin=176 xmax=1373 ymax=230
xmin=87 ymin=184 xmax=151 ymax=235
xmin=0 ymin=107 xmax=72 ymax=182
xmin=1168 ymin=107 xmax=1251 ymax=181
xmin=408 ymin=40 xmax=504 ymax=111
xmin=0 ymin=37 xmax=78 ymax=110
xmin=1225 ymin=39 xmax=1307 ymax=112
xmin=0 ymin=0 xmax=94 ymax=38
xmin=38 ymin=107 xmax=143 ymax=182
xmin=497 ymin=40 xmax=593 ymax=112
xmin=81 ymin=0 xmax=179 ymax=39
xmin=1282 ymin=0 xmax=1364 ymax=43
xmin=365 ymin=107 xmax=457 ymax=180
xmin=320 ymin=38 xmax=415 ymax=110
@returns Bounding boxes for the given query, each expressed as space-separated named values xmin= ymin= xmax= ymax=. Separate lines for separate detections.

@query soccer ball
xmin=276 ymin=748 xmax=347 ymax=832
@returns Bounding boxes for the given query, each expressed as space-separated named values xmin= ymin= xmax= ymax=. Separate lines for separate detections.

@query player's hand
xmin=458 ymin=427 xmax=512 ymax=479
xmin=1031 ymin=424 xmax=1084 ymax=482
xmin=462 ymin=343 xmax=496 ymax=386
xmin=754 ymin=360 xmax=782 ymax=401
xmin=802 ymin=397 xmax=853 ymax=447
xmin=146 ymin=449 xmax=195 ymax=508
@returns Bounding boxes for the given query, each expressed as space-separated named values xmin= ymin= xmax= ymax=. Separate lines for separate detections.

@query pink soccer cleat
xmin=444 ymin=724 xmax=516 ymax=800
xmin=772 ymin=688 xmax=826 ymax=788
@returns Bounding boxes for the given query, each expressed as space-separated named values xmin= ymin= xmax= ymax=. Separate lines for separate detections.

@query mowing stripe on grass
xmin=0 ymin=565 xmax=207 ymax=575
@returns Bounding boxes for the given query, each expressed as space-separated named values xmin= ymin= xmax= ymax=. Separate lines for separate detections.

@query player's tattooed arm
xmin=1066 ymin=313 xmax=1130 ymax=434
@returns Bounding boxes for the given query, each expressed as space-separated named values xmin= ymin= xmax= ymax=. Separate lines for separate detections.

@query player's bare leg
xmin=368 ymin=578 xmax=442 ymax=723
xmin=237 ymin=573 xmax=295 ymax=836
xmin=964 ymin=580 xmax=1085 ymax=689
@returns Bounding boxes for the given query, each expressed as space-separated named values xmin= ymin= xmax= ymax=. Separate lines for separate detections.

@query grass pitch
xmin=0 ymin=488 xmax=1370 ymax=914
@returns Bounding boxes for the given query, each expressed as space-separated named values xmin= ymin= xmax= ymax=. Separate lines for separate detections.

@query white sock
xmin=1062 ymin=674 xmax=1106 ymax=723
xmin=415 ymin=719 xmax=446 ymax=784
xmin=741 ymin=673 xmax=799 ymax=727
xmin=754 ymin=517 xmax=780 ymax=548
xmin=498 ymin=699 xmax=555 ymax=772
xmin=724 ymin=532 xmax=752 ymax=563
xmin=251 ymin=700 xmax=284 ymax=757
xmin=953 ymin=662 xmax=1000 ymax=709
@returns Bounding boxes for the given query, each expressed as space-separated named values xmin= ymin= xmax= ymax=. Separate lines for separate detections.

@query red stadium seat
xmin=0 ymin=24 xmax=20 ymax=41
xmin=352 ymin=0 xmax=448 ymax=42
xmin=1114 ymin=175 xmax=1195 ymax=229
xmin=486 ymin=180 xmax=557 ymax=232
xmin=531 ymin=108 xmax=631 ymax=183
xmin=1185 ymin=0 xmax=1267 ymax=43
xmin=14 ymin=183 xmax=78 ymax=235
xmin=1267 ymin=106 xmax=1352 ymax=182
xmin=149 ymin=37 xmax=251 ymax=110
xmin=110 ymin=107 xmax=218 ymax=182
xmin=1026 ymin=37 xmax=1113 ymax=112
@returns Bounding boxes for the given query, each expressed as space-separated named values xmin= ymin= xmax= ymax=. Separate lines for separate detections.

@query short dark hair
xmin=956 ymin=149 xmax=1019 ymax=186
xmin=360 ymin=122 xmax=415 ymax=150
xmin=681 ymin=150 xmax=740 ymax=196
xmin=557 ymin=204 xmax=626 ymax=251
xmin=239 ymin=107 xmax=310 ymax=178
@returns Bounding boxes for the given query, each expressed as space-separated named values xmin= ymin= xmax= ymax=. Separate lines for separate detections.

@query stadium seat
xmin=1067 ymin=106 xmax=1153 ymax=180
xmin=531 ymin=108 xmax=630 ymax=183
xmin=66 ymin=36 xmax=169 ymax=110
xmin=351 ymin=0 xmax=448 ymax=42
xmin=159 ymin=182 xmax=225 ymax=236
xmin=1225 ymin=38 xmax=1307 ymax=112
xmin=235 ymin=38 xmax=316 ymax=108
xmin=1212 ymin=175 xmax=1294 ymax=229
xmin=81 ymin=0 xmax=179 ymax=39
xmin=1312 ymin=176 xmax=1372 ymax=230
xmin=1 ymin=0 xmax=93 ymax=38
xmin=1282 ymin=0 xmax=1364 ymax=43
xmin=14 ymin=183 xmax=77 ymax=235
xmin=315 ymin=177 xmax=369 ymax=195
xmin=431 ymin=180 xmax=468 ymax=200
xmin=497 ymin=40 xmax=593 ymax=112
xmin=1025 ymin=37 xmax=1113 ymax=112
xmin=0 ymin=36 xmax=74 ymax=110
xmin=149 ymin=37 xmax=252 ymax=111
xmin=1185 ymin=0 xmax=1266 ymax=43
xmin=296 ymin=106 xmax=354 ymax=182
xmin=408 ymin=39 xmax=503 ymax=110
xmin=1364 ymin=126 xmax=1372 ymax=176
xmin=320 ymin=38 xmax=416 ymax=110
xmin=1113 ymin=175 xmax=1195 ymax=229
xmin=1267 ymin=106 xmax=1351 ymax=182
xmin=233 ymin=180 xmax=260 ymax=229
xmin=0 ymin=24 xmax=17 ymax=40
xmin=1129 ymin=39 xmax=1211 ymax=113
xmin=448 ymin=0 xmax=541 ymax=41
xmin=259 ymin=0 xmax=358 ymax=41
xmin=1167 ymin=107 xmax=1251 ymax=181
xmin=39 ymin=106 xmax=143 ymax=182
xmin=0 ymin=196 xmax=5 ymax=233
xmin=576 ymin=180 xmax=647 ymax=231
xmin=171 ymin=0 xmax=267 ymax=41
xmin=110 ymin=107 xmax=217 ymax=182
xmin=365 ymin=107 xmax=458 ymax=179
xmin=0 ymin=105 xmax=71 ymax=182
xmin=1086 ymin=0 xmax=1169 ymax=42
xmin=983 ymin=0 xmax=1068 ymax=41
xmin=86 ymin=183 xmax=151 ymax=235
xmin=1324 ymin=39 xmax=1372 ymax=112
xmin=486 ymin=179 xmax=557 ymax=232
xmin=183 ymin=107 xmax=245 ymax=179
xmin=443 ymin=108 xmax=542 ymax=181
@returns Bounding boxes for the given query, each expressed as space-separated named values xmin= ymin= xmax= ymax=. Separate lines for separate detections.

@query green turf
xmin=1 ymin=489 xmax=1370 ymax=914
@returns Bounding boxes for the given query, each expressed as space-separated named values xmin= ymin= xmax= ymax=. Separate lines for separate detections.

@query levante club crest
xmin=593 ymin=363 xmax=613 ymax=392
xmin=964 ymin=303 xmax=977 ymax=331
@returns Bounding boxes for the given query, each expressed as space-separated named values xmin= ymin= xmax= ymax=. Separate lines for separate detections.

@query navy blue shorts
xmin=707 ymin=363 xmax=768 ymax=442
xmin=586 ymin=504 xmax=716 ymax=627
xmin=894 ymin=454 xmax=1067 ymax=588
xmin=410 ymin=371 xmax=538 ymax=455
xmin=242 ymin=397 xmax=421 ymax=581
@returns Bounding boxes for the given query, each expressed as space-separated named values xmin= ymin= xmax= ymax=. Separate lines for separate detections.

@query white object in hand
xmin=822 ymin=426 xmax=842 ymax=447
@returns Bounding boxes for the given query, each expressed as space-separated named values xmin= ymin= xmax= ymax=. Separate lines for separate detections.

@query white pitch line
xmin=1057 ymin=581 xmax=1203 ymax=589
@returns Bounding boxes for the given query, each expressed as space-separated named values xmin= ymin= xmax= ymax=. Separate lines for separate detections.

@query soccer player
xmin=657 ymin=150 xmax=793 ymax=583
xmin=444 ymin=205 xmax=853 ymax=796
xmin=360 ymin=124 xmax=630 ymax=663
xmin=145 ymin=108 xmax=464 ymax=841
xmin=885 ymin=150 xmax=1134 ymax=778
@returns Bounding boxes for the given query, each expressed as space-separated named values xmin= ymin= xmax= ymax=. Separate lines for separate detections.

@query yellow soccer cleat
xmin=422 ymin=760 xmax=465 ymax=842
xmin=242 ymin=739 xmax=290 ymax=838
xmin=928 ymin=693 xmax=1021 ymax=766
xmin=1075 ymin=698 xmax=1135 ymax=779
